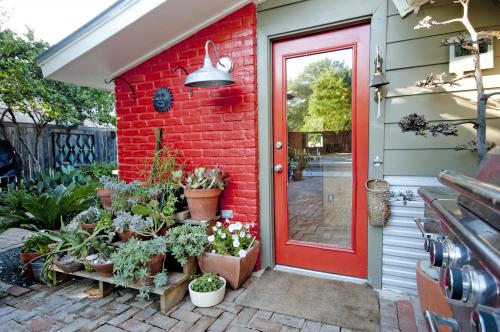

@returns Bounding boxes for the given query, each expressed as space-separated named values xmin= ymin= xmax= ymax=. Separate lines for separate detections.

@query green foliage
xmin=184 ymin=167 xmax=227 ymax=190
xmin=82 ymin=163 xmax=117 ymax=183
xmin=165 ymin=225 xmax=208 ymax=266
xmin=208 ymin=221 xmax=255 ymax=257
xmin=287 ymin=59 xmax=352 ymax=133
xmin=71 ymin=206 xmax=100 ymax=225
xmin=0 ymin=184 xmax=96 ymax=230
xmin=288 ymin=149 xmax=309 ymax=171
xmin=21 ymin=232 xmax=52 ymax=253
xmin=111 ymin=237 xmax=168 ymax=298
xmin=32 ymin=165 xmax=87 ymax=193
xmin=191 ymin=273 xmax=223 ymax=293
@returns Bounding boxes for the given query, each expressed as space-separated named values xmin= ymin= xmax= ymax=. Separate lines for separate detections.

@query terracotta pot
xmin=19 ymin=252 xmax=42 ymax=276
xmin=81 ymin=223 xmax=96 ymax=233
xmin=89 ymin=261 xmax=114 ymax=277
xmin=198 ymin=241 xmax=260 ymax=289
xmin=133 ymin=254 xmax=165 ymax=286
xmin=184 ymin=189 xmax=221 ymax=220
xmin=164 ymin=254 xmax=199 ymax=275
xmin=53 ymin=255 xmax=84 ymax=273
xmin=96 ymin=188 xmax=114 ymax=210
xmin=416 ymin=260 xmax=453 ymax=332
xmin=116 ymin=229 xmax=149 ymax=242
xmin=292 ymin=170 xmax=303 ymax=181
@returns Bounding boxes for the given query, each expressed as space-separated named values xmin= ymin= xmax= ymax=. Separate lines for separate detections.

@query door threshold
xmin=274 ymin=265 xmax=367 ymax=285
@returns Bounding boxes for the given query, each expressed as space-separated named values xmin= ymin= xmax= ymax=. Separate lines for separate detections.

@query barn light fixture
xmin=184 ymin=40 xmax=235 ymax=88
xmin=369 ymin=46 xmax=390 ymax=119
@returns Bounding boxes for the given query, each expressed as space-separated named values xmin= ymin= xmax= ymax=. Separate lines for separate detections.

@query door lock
xmin=274 ymin=164 xmax=283 ymax=173
xmin=275 ymin=141 xmax=283 ymax=149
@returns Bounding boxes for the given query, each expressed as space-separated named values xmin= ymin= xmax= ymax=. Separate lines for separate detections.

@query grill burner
xmin=418 ymin=149 xmax=500 ymax=332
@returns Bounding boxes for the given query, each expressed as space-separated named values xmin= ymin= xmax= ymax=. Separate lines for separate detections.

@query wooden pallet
xmin=53 ymin=267 xmax=190 ymax=313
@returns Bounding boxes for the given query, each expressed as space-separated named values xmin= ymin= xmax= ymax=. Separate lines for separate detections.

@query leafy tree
xmin=303 ymin=68 xmax=352 ymax=133
xmin=287 ymin=58 xmax=351 ymax=132
xmin=0 ymin=28 xmax=115 ymax=173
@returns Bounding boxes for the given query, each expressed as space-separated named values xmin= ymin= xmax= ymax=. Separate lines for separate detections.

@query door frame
xmin=256 ymin=0 xmax=388 ymax=287
xmin=272 ymin=26 xmax=370 ymax=278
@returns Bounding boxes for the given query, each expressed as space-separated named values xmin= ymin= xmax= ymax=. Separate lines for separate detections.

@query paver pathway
xmin=0 ymin=228 xmax=33 ymax=253
xmin=0 ymin=273 xmax=424 ymax=332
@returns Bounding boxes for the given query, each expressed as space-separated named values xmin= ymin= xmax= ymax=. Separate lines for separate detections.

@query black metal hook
xmin=104 ymin=76 xmax=137 ymax=101
xmin=171 ymin=66 xmax=193 ymax=97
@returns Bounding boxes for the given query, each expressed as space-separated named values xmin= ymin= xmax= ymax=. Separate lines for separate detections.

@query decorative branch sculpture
xmin=398 ymin=0 xmax=499 ymax=161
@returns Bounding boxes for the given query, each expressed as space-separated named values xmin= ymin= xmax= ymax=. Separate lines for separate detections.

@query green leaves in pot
xmin=165 ymin=224 xmax=208 ymax=266
xmin=191 ymin=273 xmax=223 ymax=293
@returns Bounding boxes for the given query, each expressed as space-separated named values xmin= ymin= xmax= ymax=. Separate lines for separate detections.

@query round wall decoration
xmin=152 ymin=87 xmax=174 ymax=113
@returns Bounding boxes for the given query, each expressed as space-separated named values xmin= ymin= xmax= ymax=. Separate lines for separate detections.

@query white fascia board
xmin=38 ymin=0 xmax=166 ymax=79
xmin=108 ymin=0 xmax=252 ymax=79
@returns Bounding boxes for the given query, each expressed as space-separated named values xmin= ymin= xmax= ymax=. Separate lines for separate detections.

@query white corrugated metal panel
xmin=382 ymin=176 xmax=442 ymax=295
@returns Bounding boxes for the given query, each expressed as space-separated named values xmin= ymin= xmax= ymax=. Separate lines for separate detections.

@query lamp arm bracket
xmin=205 ymin=39 xmax=225 ymax=67
xmin=104 ymin=76 xmax=137 ymax=101
xmin=171 ymin=66 xmax=193 ymax=97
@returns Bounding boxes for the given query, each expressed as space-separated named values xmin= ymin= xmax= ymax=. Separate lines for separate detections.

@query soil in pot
xmin=184 ymin=189 xmax=221 ymax=220
xmin=198 ymin=241 xmax=260 ymax=289
xmin=96 ymin=188 xmax=114 ymax=210
xmin=189 ymin=277 xmax=226 ymax=307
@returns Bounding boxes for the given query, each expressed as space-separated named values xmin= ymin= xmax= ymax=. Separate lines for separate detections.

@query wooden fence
xmin=288 ymin=131 xmax=352 ymax=154
xmin=1 ymin=123 xmax=116 ymax=181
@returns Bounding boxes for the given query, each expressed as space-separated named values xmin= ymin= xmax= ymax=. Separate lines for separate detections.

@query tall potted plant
xmin=181 ymin=167 xmax=227 ymax=220
xmin=20 ymin=232 xmax=52 ymax=276
xmin=198 ymin=220 xmax=259 ymax=289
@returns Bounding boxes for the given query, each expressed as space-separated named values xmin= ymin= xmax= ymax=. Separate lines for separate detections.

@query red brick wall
xmin=114 ymin=5 xmax=259 ymax=230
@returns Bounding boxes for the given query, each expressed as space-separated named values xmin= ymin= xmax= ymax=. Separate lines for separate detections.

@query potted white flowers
xmin=197 ymin=220 xmax=259 ymax=289
xmin=188 ymin=272 xmax=226 ymax=307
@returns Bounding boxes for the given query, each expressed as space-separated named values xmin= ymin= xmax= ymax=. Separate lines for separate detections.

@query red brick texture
xmin=114 ymin=5 xmax=259 ymax=229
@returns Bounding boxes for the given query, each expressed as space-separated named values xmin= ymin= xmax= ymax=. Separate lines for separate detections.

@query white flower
xmin=211 ymin=250 xmax=216 ymax=253
xmin=216 ymin=221 xmax=222 ymax=227
xmin=246 ymin=234 xmax=252 ymax=239
xmin=212 ymin=226 xmax=217 ymax=232
xmin=238 ymin=249 xmax=247 ymax=258
xmin=228 ymin=224 xmax=236 ymax=232
xmin=245 ymin=223 xmax=250 ymax=230
xmin=232 ymin=234 xmax=238 ymax=241
xmin=208 ymin=278 xmax=213 ymax=282
xmin=235 ymin=222 xmax=243 ymax=230
xmin=217 ymin=229 xmax=222 ymax=235
xmin=221 ymin=233 xmax=226 ymax=239
xmin=207 ymin=235 xmax=215 ymax=243
xmin=233 ymin=240 xmax=240 ymax=248
xmin=240 ymin=231 xmax=246 ymax=238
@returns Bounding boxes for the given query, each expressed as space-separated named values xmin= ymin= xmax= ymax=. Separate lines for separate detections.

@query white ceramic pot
xmin=188 ymin=277 xmax=226 ymax=307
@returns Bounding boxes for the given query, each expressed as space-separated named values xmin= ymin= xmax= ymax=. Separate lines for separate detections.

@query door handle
xmin=274 ymin=164 xmax=283 ymax=173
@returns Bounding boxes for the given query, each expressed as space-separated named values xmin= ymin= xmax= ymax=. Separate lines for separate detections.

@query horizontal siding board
xmin=385 ymin=90 xmax=500 ymax=123
xmin=383 ymin=245 xmax=428 ymax=260
xmin=387 ymin=1 xmax=500 ymax=43
xmin=384 ymin=118 xmax=500 ymax=150
xmin=383 ymin=227 xmax=423 ymax=238
xmin=385 ymin=57 xmax=500 ymax=97
xmin=385 ymin=176 xmax=440 ymax=187
xmin=383 ymin=256 xmax=421 ymax=270
xmin=387 ymin=0 xmax=455 ymax=17
xmin=383 ymin=265 xmax=417 ymax=279
xmin=383 ymin=235 xmax=424 ymax=249
xmin=384 ymin=149 xmax=478 ymax=176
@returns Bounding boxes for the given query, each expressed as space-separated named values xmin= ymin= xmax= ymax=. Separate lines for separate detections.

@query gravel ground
xmin=0 ymin=247 xmax=35 ymax=287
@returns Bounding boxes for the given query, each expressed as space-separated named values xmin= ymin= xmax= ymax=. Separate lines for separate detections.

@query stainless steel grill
xmin=417 ymin=150 xmax=500 ymax=332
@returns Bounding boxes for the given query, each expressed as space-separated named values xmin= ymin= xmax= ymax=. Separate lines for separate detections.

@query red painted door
xmin=273 ymin=25 xmax=370 ymax=277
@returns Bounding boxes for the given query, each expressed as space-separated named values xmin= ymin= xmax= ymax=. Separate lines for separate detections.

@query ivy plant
xmin=111 ymin=237 xmax=168 ymax=298
xmin=164 ymin=224 xmax=208 ymax=266
xmin=191 ymin=273 xmax=223 ymax=293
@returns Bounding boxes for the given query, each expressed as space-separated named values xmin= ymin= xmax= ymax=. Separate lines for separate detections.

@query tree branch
xmin=483 ymin=91 xmax=500 ymax=101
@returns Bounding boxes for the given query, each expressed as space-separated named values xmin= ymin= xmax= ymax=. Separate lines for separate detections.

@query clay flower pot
xmin=189 ymin=277 xmax=226 ymax=307
xmin=53 ymin=254 xmax=84 ymax=273
xmin=96 ymin=188 xmax=114 ymax=210
xmin=89 ymin=261 xmax=114 ymax=277
xmin=116 ymin=229 xmax=150 ymax=242
xmin=81 ymin=223 xmax=96 ymax=233
xmin=132 ymin=254 xmax=165 ymax=286
xmin=19 ymin=252 xmax=42 ymax=276
xmin=184 ymin=189 xmax=221 ymax=220
xmin=198 ymin=241 xmax=260 ymax=289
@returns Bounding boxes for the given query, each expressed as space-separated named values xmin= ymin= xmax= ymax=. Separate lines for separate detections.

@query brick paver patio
xmin=0 ymin=272 xmax=423 ymax=332
xmin=0 ymin=228 xmax=34 ymax=253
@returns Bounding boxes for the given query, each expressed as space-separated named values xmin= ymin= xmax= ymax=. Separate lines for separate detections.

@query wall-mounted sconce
xmin=369 ymin=46 xmax=390 ymax=119
xmin=104 ymin=76 xmax=137 ymax=102
xmin=184 ymin=40 xmax=235 ymax=88
xmin=171 ymin=66 xmax=193 ymax=97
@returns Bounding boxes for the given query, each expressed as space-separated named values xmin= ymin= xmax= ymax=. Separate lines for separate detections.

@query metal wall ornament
xmin=152 ymin=87 xmax=174 ymax=113
xmin=369 ymin=46 xmax=390 ymax=119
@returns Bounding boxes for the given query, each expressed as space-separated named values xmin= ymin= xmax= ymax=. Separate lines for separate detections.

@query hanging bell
xmin=369 ymin=68 xmax=390 ymax=88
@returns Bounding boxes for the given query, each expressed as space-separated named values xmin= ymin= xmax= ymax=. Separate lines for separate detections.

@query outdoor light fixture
xmin=369 ymin=46 xmax=390 ymax=119
xmin=184 ymin=40 xmax=235 ymax=88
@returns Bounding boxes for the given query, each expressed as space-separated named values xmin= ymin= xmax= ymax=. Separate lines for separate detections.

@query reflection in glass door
xmin=286 ymin=49 xmax=353 ymax=249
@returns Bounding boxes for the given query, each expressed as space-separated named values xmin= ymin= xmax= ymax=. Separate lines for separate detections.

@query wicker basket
xmin=366 ymin=179 xmax=390 ymax=227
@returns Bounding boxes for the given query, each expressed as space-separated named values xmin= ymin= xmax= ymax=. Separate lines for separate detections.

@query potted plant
xmin=164 ymin=224 xmax=208 ymax=275
xmin=198 ymin=220 xmax=259 ymax=289
xmin=86 ymin=239 xmax=116 ymax=277
xmin=20 ymin=232 xmax=52 ymax=276
xmin=97 ymin=176 xmax=121 ymax=209
xmin=188 ymin=272 xmax=226 ymax=307
xmin=289 ymin=149 xmax=309 ymax=181
xmin=71 ymin=206 xmax=100 ymax=233
xmin=182 ymin=167 xmax=227 ymax=220
xmin=111 ymin=237 xmax=168 ymax=298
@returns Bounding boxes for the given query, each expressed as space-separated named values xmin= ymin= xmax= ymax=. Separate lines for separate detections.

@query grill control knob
xmin=444 ymin=266 xmax=498 ymax=306
xmin=430 ymin=240 xmax=445 ymax=267
xmin=424 ymin=237 xmax=433 ymax=253
xmin=471 ymin=309 xmax=499 ymax=332
xmin=430 ymin=239 xmax=469 ymax=268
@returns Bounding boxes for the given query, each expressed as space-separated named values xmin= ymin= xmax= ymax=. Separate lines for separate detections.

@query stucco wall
xmin=114 ymin=5 xmax=259 ymax=226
